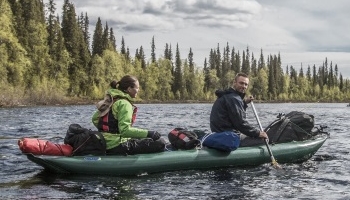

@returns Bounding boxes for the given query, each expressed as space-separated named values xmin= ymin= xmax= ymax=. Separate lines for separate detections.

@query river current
xmin=0 ymin=103 xmax=348 ymax=199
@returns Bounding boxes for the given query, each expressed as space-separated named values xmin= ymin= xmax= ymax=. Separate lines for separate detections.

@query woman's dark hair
xmin=110 ymin=75 xmax=138 ymax=91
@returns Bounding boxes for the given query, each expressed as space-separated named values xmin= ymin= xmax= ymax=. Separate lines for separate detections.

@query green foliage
xmin=155 ymin=58 xmax=174 ymax=101
xmin=142 ymin=63 xmax=159 ymax=100
xmin=250 ymin=68 xmax=268 ymax=100
xmin=1 ymin=0 xmax=349 ymax=107
xmin=0 ymin=0 xmax=28 ymax=86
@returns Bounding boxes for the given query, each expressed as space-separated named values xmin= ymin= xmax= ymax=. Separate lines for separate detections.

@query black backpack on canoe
xmin=64 ymin=124 xmax=106 ymax=156
xmin=240 ymin=111 xmax=317 ymax=147
xmin=265 ymin=111 xmax=315 ymax=143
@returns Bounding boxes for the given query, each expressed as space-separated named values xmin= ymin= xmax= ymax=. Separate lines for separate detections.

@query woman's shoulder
xmin=113 ymin=98 xmax=132 ymax=109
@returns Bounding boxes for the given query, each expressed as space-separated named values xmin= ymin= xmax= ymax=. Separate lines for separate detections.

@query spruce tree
xmin=151 ymin=36 xmax=156 ymax=63
xmin=241 ymin=46 xmax=250 ymax=75
xmin=61 ymin=1 xmax=90 ymax=95
xmin=258 ymin=49 xmax=265 ymax=71
xmin=139 ymin=45 xmax=146 ymax=69
xmin=109 ymin=28 xmax=116 ymax=51
xmin=164 ymin=43 xmax=169 ymax=60
xmin=267 ymin=55 xmax=276 ymax=99
xmin=91 ymin=17 xmax=103 ymax=55
xmin=120 ymin=36 xmax=126 ymax=55
xmin=230 ymin=46 xmax=236 ymax=72
xmin=203 ymin=58 xmax=210 ymax=92
xmin=234 ymin=51 xmax=241 ymax=73
xmin=251 ymin=53 xmax=257 ymax=76
xmin=215 ymin=44 xmax=221 ymax=79
xmin=102 ymin=22 xmax=109 ymax=51
xmin=173 ymin=43 xmax=182 ymax=98
xmin=187 ymin=48 xmax=195 ymax=96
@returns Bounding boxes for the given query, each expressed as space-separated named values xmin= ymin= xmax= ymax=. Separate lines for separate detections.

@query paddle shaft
xmin=250 ymin=101 xmax=278 ymax=166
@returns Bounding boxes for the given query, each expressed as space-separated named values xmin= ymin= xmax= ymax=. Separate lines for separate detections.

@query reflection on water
xmin=0 ymin=103 xmax=349 ymax=199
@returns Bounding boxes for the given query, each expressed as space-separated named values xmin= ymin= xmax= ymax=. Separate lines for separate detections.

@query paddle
xmin=250 ymin=101 xmax=282 ymax=169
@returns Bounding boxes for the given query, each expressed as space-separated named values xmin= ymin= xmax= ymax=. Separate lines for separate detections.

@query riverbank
xmin=1 ymin=95 xmax=348 ymax=108
xmin=0 ymin=96 xmax=216 ymax=108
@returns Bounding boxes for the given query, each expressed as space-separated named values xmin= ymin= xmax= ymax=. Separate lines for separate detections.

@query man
xmin=209 ymin=72 xmax=268 ymax=147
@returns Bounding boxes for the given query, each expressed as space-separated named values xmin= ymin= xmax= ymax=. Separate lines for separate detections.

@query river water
xmin=0 ymin=103 xmax=348 ymax=199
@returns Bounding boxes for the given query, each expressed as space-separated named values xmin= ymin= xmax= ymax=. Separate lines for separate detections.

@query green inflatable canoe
xmin=26 ymin=134 xmax=328 ymax=176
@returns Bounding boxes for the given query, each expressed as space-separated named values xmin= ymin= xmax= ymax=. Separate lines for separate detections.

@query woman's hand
xmin=147 ymin=131 xmax=161 ymax=141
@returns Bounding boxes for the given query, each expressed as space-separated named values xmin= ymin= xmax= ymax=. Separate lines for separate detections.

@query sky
xmin=50 ymin=0 xmax=350 ymax=78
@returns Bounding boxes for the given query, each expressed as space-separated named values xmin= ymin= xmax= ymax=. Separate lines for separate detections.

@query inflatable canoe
xmin=25 ymin=134 xmax=328 ymax=176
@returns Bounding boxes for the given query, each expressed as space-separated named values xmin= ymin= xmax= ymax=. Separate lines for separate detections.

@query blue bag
xmin=202 ymin=131 xmax=240 ymax=152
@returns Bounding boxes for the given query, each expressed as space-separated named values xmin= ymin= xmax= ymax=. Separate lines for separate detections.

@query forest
xmin=1 ymin=0 xmax=350 ymax=107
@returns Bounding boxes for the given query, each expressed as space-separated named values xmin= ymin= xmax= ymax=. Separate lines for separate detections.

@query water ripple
xmin=0 ymin=103 xmax=349 ymax=199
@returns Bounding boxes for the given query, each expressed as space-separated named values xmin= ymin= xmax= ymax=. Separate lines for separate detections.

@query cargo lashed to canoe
xmin=25 ymin=134 xmax=328 ymax=176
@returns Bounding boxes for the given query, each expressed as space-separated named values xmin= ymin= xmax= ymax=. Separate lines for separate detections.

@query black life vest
xmin=97 ymin=99 xmax=137 ymax=134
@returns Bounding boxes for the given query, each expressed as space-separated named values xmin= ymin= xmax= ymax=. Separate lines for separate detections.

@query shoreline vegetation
xmin=1 ymin=94 xmax=347 ymax=108
xmin=2 ymin=0 xmax=350 ymax=109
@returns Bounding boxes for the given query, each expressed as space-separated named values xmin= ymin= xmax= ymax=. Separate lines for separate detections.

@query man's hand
xmin=259 ymin=131 xmax=268 ymax=139
xmin=244 ymin=95 xmax=254 ymax=104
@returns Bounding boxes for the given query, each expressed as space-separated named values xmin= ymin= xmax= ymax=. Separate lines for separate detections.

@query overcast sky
xmin=51 ymin=0 xmax=350 ymax=78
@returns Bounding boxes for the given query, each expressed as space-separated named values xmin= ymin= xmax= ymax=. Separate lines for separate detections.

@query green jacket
xmin=92 ymin=88 xmax=148 ymax=149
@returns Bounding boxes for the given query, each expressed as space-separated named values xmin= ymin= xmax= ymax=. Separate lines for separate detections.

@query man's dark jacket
xmin=209 ymin=88 xmax=260 ymax=138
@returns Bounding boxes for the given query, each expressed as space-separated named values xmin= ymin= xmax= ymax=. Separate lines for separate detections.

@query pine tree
xmin=109 ymin=28 xmax=116 ymax=51
xmin=306 ymin=65 xmax=312 ymax=82
xmin=61 ymin=0 xmax=90 ymax=95
xmin=173 ymin=43 xmax=182 ymax=98
xmin=102 ymin=22 xmax=109 ymax=51
xmin=126 ymin=47 xmax=130 ymax=60
xmin=169 ymin=44 xmax=173 ymax=62
xmin=334 ymin=64 xmax=339 ymax=86
xmin=46 ymin=0 xmax=56 ymax=56
xmin=241 ymin=46 xmax=250 ymax=75
xmin=251 ymin=53 xmax=257 ymax=76
xmin=186 ymin=48 xmax=195 ymax=96
xmin=203 ymin=58 xmax=210 ymax=92
xmin=151 ymin=36 xmax=156 ymax=63
xmin=120 ymin=36 xmax=126 ymax=55
xmin=275 ymin=53 xmax=284 ymax=95
xmin=329 ymin=62 xmax=334 ymax=88
xmin=312 ymin=64 xmax=317 ymax=87
xmin=188 ymin=48 xmax=194 ymax=73
xmin=339 ymin=74 xmax=344 ymax=90
xmin=267 ymin=55 xmax=276 ymax=99
xmin=91 ymin=17 xmax=103 ymax=55
xmin=234 ymin=51 xmax=241 ymax=73
xmin=208 ymin=49 xmax=215 ymax=70
xmin=164 ymin=43 xmax=170 ymax=60
xmin=215 ymin=44 xmax=221 ymax=79
xmin=258 ymin=49 xmax=265 ymax=71
xmin=139 ymin=45 xmax=146 ymax=69
xmin=230 ymin=46 xmax=236 ymax=72
xmin=79 ymin=12 xmax=90 ymax=52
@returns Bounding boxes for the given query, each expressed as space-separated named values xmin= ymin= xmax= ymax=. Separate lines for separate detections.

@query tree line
xmin=1 ymin=0 xmax=349 ymax=107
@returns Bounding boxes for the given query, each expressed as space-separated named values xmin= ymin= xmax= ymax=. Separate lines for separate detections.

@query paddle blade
xmin=271 ymin=158 xmax=282 ymax=169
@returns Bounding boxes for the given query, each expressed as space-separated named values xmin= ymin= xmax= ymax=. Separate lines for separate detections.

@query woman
xmin=92 ymin=75 xmax=165 ymax=155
